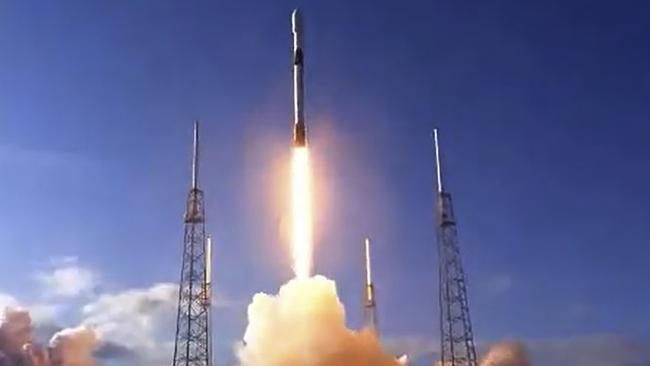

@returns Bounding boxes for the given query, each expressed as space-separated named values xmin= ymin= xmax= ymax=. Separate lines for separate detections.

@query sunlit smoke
xmin=236 ymin=275 xmax=401 ymax=366
xmin=291 ymin=147 xmax=313 ymax=278
xmin=49 ymin=326 xmax=97 ymax=366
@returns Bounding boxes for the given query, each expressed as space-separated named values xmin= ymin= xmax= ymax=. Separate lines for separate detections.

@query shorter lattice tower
xmin=363 ymin=237 xmax=378 ymax=335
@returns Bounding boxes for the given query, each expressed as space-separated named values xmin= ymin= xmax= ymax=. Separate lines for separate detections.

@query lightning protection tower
xmin=363 ymin=237 xmax=378 ymax=335
xmin=172 ymin=121 xmax=212 ymax=366
xmin=433 ymin=129 xmax=478 ymax=366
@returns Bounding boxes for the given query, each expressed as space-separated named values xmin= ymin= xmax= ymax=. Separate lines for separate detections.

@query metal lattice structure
xmin=433 ymin=129 xmax=478 ymax=366
xmin=172 ymin=121 xmax=212 ymax=366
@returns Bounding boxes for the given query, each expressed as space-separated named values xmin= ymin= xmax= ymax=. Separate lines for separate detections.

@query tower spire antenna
xmin=433 ymin=128 xmax=443 ymax=193
xmin=192 ymin=120 xmax=199 ymax=190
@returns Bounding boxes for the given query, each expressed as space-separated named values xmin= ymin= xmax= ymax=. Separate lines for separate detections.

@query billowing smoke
xmin=0 ymin=309 xmax=32 ymax=356
xmin=237 ymin=275 xmax=401 ymax=366
xmin=0 ymin=307 xmax=98 ymax=366
xmin=49 ymin=326 xmax=97 ymax=366
xmin=479 ymin=342 xmax=531 ymax=366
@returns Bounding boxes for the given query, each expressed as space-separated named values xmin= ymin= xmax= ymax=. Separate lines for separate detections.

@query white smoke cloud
xmin=479 ymin=342 xmax=531 ymax=366
xmin=81 ymin=283 xmax=177 ymax=366
xmin=82 ymin=283 xmax=176 ymax=350
xmin=237 ymin=275 xmax=401 ymax=366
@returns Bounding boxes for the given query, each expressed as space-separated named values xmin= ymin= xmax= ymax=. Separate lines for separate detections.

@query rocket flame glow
xmin=291 ymin=146 xmax=313 ymax=278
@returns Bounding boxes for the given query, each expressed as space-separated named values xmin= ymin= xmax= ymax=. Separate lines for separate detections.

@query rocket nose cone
xmin=292 ymin=8 xmax=302 ymax=32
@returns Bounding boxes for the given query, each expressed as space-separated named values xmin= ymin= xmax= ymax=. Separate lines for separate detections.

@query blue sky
xmin=0 ymin=1 xmax=649 ymax=365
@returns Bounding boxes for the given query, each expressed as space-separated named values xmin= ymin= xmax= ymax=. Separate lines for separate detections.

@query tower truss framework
xmin=172 ymin=121 xmax=212 ymax=366
xmin=434 ymin=129 xmax=478 ymax=366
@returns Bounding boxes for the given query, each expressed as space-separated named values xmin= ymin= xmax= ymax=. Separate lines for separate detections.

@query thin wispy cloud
xmin=481 ymin=273 xmax=514 ymax=296
xmin=49 ymin=256 xmax=80 ymax=266
xmin=35 ymin=257 xmax=98 ymax=298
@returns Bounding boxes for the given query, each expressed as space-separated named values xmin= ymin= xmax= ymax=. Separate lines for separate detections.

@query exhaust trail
xmin=291 ymin=148 xmax=312 ymax=278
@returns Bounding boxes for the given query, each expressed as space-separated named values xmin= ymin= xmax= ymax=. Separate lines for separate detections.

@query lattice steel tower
xmin=433 ymin=129 xmax=478 ymax=366
xmin=172 ymin=121 xmax=212 ymax=366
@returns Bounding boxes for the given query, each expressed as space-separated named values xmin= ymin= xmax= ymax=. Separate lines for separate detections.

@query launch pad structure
xmin=172 ymin=121 xmax=213 ymax=366
xmin=433 ymin=129 xmax=478 ymax=366
xmin=166 ymin=9 xmax=480 ymax=366
xmin=363 ymin=237 xmax=379 ymax=335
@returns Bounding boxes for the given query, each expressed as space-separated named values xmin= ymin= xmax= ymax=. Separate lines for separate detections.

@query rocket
xmin=364 ymin=238 xmax=375 ymax=307
xmin=292 ymin=8 xmax=306 ymax=147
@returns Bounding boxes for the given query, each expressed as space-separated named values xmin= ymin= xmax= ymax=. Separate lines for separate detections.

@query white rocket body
xmin=292 ymin=9 xmax=306 ymax=147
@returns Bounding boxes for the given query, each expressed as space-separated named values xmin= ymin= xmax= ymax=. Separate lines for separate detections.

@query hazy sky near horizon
xmin=1 ymin=1 xmax=649 ymax=365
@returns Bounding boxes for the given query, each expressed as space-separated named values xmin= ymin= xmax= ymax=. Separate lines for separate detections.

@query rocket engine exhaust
xmin=291 ymin=148 xmax=312 ymax=278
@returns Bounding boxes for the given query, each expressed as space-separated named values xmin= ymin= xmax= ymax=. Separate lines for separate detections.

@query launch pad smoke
xmin=235 ymin=275 xmax=532 ymax=366
xmin=236 ymin=275 xmax=400 ymax=366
